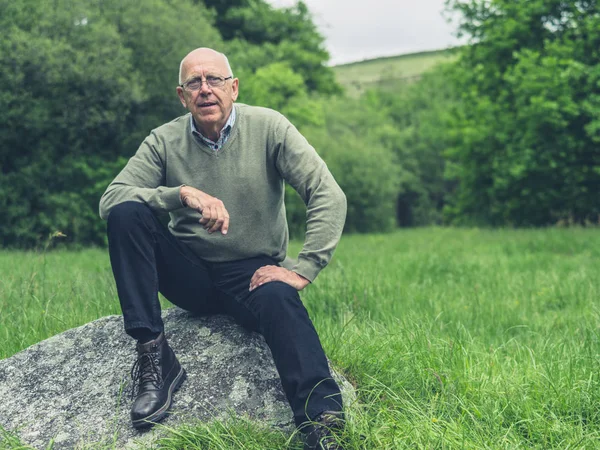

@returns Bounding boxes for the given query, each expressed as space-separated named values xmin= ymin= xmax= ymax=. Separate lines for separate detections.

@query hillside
xmin=333 ymin=48 xmax=457 ymax=96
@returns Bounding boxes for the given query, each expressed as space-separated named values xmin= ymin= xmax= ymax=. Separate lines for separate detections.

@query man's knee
xmin=107 ymin=201 xmax=154 ymax=233
xmin=247 ymin=281 xmax=304 ymax=320
xmin=254 ymin=280 xmax=299 ymax=299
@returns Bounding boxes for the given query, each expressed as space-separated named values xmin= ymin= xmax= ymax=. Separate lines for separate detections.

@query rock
xmin=0 ymin=308 xmax=354 ymax=449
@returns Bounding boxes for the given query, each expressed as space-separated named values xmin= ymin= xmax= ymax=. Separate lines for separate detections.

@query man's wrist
xmin=294 ymin=272 xmax=310 ymax=288
xmin=180 ymin=185 xmax=189 ymax=205
xmin=297 ymin=273 xmax=309 ymax=282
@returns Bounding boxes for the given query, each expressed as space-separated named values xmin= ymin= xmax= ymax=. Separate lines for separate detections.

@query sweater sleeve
xmin=98 ymin=132 xmax=185 ymax=220
xmin=275 ymin=117 xmax=347 ymax=282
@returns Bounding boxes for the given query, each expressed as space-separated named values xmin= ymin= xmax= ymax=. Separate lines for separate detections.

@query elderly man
xmin=99 ymin=48 xmax=346 ymax=449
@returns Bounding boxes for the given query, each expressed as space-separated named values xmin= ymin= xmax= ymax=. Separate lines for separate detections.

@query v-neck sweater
xmin=99 ymin=103 xmax=346 ymax=282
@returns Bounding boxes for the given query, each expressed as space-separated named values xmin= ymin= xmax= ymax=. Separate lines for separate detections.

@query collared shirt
xmin=190 ymin=106 xmax=236 ymax=151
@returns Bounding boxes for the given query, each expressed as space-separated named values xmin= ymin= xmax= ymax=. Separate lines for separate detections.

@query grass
xmin=2 ymin=228 xmax=600 ymax=448
xmin=333 ymin=49 xmax=458 ymax=96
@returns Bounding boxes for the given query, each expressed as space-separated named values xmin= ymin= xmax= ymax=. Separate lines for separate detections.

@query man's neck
xmin=194 ymin=121 xmax=222 ymax=142
xmin=193 ymin=107 xmax=233 ymax=142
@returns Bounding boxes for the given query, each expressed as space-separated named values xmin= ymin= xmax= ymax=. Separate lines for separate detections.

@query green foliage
xmin=237 ymin=63 xmax=326 ymax=130
xmin=228 ymin=38 xmax=341 ymax=96
xmin=7 ymin=0 xmax=599 ymax=246
xmin=280 ymin=95 xmax=401 ymax=237
xmin=0 ymin=3 xmax=136 ymax=246
xmin=213 ymin=0 xmax=316 ymax=45
xmin=0 ymin=0 xmax=221 ymax=247
xmin=443 ymin=0 xmax=600 ymax=225
xmin=214 ymin=0 xmax=340 ymax=95
xmin=364 ymin=65 xmax=459 ymax=226
xmin=300 ymin=97 xmax=402 ymax=234
xmin=239 ymin=62 xmax=306 ymax=112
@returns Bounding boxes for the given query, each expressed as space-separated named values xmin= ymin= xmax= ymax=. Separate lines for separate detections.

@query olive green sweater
xmin=99 ymin=104 xmax=346 ymax=282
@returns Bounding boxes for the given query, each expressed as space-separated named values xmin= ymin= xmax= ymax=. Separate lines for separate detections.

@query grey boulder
xmin=0 ymin=308 xmax=353 ymax=449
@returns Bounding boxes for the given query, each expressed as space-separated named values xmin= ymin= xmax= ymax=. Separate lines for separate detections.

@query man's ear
xmin=176 ymin=87 xmax=188 ymax=108
xmin=231 ymin=78 xmax=239 ymax=102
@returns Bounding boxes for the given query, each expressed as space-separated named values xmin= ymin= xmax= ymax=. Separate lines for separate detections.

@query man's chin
xmin=194 ymin=115 xmax=221 ymax=128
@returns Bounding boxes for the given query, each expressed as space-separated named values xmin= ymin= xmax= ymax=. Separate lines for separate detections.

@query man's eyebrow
xmin=186 ymin=73 xmax=223 ymax=80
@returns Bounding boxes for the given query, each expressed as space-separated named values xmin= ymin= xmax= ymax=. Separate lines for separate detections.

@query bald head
xmin=178 ymin=48 xmax=233 ymax=84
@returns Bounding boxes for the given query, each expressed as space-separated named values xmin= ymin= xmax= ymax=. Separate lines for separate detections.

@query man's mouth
xmin=199 ymin=102 xmax=217 ymax=108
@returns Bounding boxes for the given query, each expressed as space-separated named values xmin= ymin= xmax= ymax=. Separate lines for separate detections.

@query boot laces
xmin=305 ymin=412 xmax=344 ymax=449
xmin=312 ymin=425 xmax=339 ymax=449
xmin=130 ymin=351 xmax=163 ymax=399
xmin=314 ymin=430 xmax=338 ymax=449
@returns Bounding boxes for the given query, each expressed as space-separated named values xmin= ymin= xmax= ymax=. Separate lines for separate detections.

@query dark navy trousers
xmin=106 ymin=201 xmax=342 ymax=426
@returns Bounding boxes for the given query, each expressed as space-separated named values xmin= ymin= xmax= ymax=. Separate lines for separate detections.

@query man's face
xmin=177 ymin=52 xmax=239 ymax=134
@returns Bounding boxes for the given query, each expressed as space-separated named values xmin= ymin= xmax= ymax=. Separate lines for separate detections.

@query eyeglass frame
xmin=179 ymin=75 xmax=233 ymax=91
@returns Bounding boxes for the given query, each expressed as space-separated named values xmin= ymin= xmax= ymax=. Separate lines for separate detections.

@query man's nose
xmin=198 ymin=80 xmax=212 ymax=94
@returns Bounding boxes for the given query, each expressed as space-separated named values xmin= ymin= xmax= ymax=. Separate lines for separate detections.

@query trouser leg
xmin=106 ymin=201 xmax=217 ymax=340
xmin=211 ymin=258 xmax=343 ymax=427
xmin=245 ymin=281 xmax=343 ymax=426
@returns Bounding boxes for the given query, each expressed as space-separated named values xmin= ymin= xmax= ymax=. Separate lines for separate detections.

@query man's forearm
xmin=99 ymin=133 xmax=185 ymax=220
xmin=294 ymin=177 xmax=347 ymax=282
xmin=99 ymin=184 xmax=184 ymax=220
xmin=275 ymin=119 xmax=348 ymax=282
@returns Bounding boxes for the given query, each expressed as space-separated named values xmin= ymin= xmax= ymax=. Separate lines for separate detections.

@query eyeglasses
xmin=180 ymin=76 xmax=232 ymax=91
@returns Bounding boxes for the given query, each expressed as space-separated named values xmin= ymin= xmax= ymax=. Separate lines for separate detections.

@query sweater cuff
xmin=292 ymin=258 xmax=322 ymax=283
xmin=159 ymin=185 xmax=185 ymax=211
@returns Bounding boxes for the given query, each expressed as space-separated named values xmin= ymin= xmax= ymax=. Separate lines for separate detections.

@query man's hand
xmin=180 ymin=186 xmax=229 ymax=235
xmin=249 ymin=266 xmax=310 ymax=292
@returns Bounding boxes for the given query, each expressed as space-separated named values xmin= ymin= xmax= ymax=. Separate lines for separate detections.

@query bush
xmin=0 ymin=17 xmax=135 ymax=246
xmin=284 ymin=97 xmax=401 ymax=236
xmin=442 ymin=0 xmax=600 ymax=226
xmin=365 ymin=65 xmax=458 ymax=226
xmin=0 ymin=0 xmax=221 ymax=247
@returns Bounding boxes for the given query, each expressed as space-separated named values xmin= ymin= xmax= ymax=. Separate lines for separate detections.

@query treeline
xmin=441 ymin=0 xmax=600 ymax=226
xmin=348 ymin=0 xmax=600 ymax=229
xmin=1 ymin=0 xmax=599 ymax=248
xmin=0 ymin=0 xmax=338 ymax=246
xmin=333 ymin=0 xmax=600 ymax=229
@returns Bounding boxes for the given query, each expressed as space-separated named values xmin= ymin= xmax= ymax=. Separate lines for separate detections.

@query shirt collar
xmin=190 ymin=105 xmax=236 ymax=146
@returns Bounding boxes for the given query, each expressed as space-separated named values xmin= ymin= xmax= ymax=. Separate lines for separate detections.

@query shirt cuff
xmin=292 ymin=257 xmax=322 ymax=283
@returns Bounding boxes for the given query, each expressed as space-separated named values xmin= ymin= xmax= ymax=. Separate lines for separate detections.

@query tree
xmin=289 ymin=96 xmax=402 ymax=235
xmin=444 ymin=0 xmax=600 ymax=225
xmin=199 ymin=0 xmax=340 ymax=95
xmin=366 ymin=65 xmax=459 ymax=226
xmin=0 ymin=0 xmax=221 ymax=247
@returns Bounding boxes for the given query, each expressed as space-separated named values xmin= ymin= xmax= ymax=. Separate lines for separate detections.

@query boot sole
xmin=132 ymin=367 xmax=187 ymax=429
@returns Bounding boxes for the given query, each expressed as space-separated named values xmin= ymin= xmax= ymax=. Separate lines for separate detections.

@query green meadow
xmin=333 ymin=49 xmax=457 ymax=96
xmin=1 ymin=228 xmax=599 ymax=448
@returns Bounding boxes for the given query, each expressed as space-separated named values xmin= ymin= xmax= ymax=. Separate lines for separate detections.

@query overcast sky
xmin=267 ymin=0 xmax=463 ymax=65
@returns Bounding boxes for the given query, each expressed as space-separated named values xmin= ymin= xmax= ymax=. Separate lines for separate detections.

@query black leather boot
xmin=302 ymin=411 xmax=345 ymax=450
xmin=130 ymin=332 xmax=186 ymax=429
